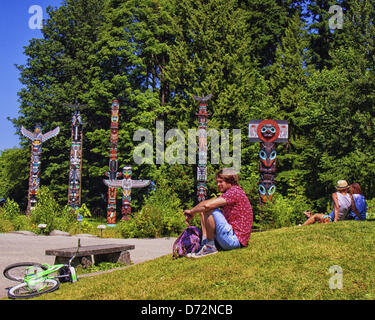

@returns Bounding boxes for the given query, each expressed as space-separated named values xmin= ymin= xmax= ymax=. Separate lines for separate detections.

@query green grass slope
xmin=35 ymin=221 xmax=375 ymax=300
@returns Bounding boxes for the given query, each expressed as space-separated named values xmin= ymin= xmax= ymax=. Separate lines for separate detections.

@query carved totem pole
xmin=21 ymin=125 xmax=60 ymax=216
xmin=105 ymin=100 xmax=122 ymax=225
xmin=193 ymin=94 xmax=212 ymax=202
xmin=67 ymin=109 xmax=84 ymax=213
xmin=104 ymin=166 xmax=150 ymax=221
xmin=248 ymin=119 xmax=288 ymax=205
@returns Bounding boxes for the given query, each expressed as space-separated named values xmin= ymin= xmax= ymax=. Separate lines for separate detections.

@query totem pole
xmin=193 ymin=94 xmax=212 ymax=202
xmin=103 ymin=166 xmax=150 ymax=221
xmin=21 ymin=125 xmax=60 ymax=216
xmin=248 ymin=119 xmax=288 ymax=205
xmin=67 ymin=108 xmax=84 ymax=214
xmin=105 ymin=100 xmax=122 ymax=225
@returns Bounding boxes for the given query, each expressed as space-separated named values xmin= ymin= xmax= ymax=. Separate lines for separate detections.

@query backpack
xmin=172 ymin=226 xmax=202 ymax=259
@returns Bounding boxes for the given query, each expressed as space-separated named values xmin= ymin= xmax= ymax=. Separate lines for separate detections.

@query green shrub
xmin=69 ymin=219 xmax=97 ymax=234
xmin=366 ymin=198 xmax=375 ymax=220
xmin=2 ymin=199 xmax=21 ymax=220
xmin=119 ymin=210 xmax=158 ymax=238
xmin=30 ymin=187 xmax=76 ymax=234
xmin=11 ymin=215 xmax=33 ymax=231
xmin=118 ymin=185 xmax=185 ymax=238
xmin=0 ymin=218 xmax=13 ymax=232
xmin=65 ymin=203 xmax=94 ymax=234
xmin=255 ymin=193 xmax=312 ymax=229
xmin=0 ymin=198 xmax=34 ymax=231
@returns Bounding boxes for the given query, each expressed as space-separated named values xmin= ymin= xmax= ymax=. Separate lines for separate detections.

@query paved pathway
xmin=0 ymin=232 xmax=176 ymax=299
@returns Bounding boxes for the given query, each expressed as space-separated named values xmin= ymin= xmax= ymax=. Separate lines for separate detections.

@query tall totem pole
xmin=193 ymin=94 xmax=212 ymax=202
xmin=67 ymin=107 xmax=85 ymax=214
xmin=21 ymin=125 xmax=60 ymax=216
xmin=104 ymin=166 xmax=150 ymax=221
xmin=105 ymin=99 xmax=122 ymax=225
xmin=248 ymin=119 xmax=288 ymax=205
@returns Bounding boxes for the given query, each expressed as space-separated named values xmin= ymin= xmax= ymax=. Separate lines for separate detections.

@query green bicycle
xmin=3 ymin=240 xmax=80 ymax=299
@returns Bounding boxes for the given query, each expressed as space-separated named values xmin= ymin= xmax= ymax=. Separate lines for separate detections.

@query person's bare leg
xmin=200 ymin=210 xmax=216 ymax=240
xmin=303 ymin=214 xmax=325 ymax=226
xmin=200 ymin=212 xmax=207 ymax=240
xmin=204 ymin=213 xmax=216 ymax=240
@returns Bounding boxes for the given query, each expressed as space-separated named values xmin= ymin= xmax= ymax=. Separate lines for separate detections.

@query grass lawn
xmin=25 ymin=221 xmax=375 ymax=300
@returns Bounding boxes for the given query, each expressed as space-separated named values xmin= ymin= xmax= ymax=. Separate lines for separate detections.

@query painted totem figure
xmin=105 ymin=100 xmax=122 ymax=225
xmin=193 ymin=94 xmax=212 ymax=202
xmin=103 ymin=166 xmax=150 ymax=221
xmin=67 ymin=110 xmax=84 ymax=212
xmin=21 ymin=125 xmax=60 ymax=216
xmin=248 ymin=119 xmax=288 ymax=204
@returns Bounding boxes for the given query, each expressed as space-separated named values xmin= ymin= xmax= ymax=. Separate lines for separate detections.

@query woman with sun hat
xmin=330 ymin=180 xmax=362 ymax=222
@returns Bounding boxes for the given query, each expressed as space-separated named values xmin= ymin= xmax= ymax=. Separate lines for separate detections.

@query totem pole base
xmin=107 ymin=209 xmax=116 ymax=225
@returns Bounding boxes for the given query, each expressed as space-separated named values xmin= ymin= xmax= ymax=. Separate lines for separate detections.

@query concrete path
xmin=0 ymin=232 xmax=176 ymax=299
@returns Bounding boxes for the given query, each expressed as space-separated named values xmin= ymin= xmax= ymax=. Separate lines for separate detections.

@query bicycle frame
xmin=23 ymin=263 xmax=77 ymax=293
xmin=14 ymin=239 xmax=80 ymax=293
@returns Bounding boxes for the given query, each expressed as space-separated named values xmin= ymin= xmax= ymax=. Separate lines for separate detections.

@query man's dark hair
xmin=215 ymin=169 xmax=239 ymax=185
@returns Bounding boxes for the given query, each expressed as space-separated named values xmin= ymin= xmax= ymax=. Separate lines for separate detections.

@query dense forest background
xmin=1 ymin=0 xmax=374 ymax=227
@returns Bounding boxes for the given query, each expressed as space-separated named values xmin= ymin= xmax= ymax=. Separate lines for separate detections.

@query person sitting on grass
xmin=347 ymin=182 xmax=367 ymax=220
xmin=303 ymin=180 xmax=363 ymax=226
xmin=183 ymin=168 xmax=253 ymax=258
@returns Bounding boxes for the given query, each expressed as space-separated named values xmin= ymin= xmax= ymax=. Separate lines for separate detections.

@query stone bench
xmin=45 ymin=244 xmax=135 ymax=268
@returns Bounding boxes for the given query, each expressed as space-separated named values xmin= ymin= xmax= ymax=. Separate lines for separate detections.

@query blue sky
xmin=0 ymin=1 xmax=63 ymax=151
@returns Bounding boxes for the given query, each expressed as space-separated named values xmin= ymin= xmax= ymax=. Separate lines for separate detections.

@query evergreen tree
xmin=11 ymin=0 xmax=106 ymax=208
xmin=268 ymin=11 xmax=314 ymax=198
xmin=299 ymin=0 xmax=375 ymax=205
xmin=0 ymin=148 xmax=29 ymax=209
xmin=304 ymin=0 xmax=345 ymax=70
xmin=165 ymin=0 xmax=275 ymax=201
xmin=84 ymin=0 xmax=181 ymax=209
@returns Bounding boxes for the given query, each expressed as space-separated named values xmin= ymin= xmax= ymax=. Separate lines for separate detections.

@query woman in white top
xmin=332 ymin=180 xmax=362 ymax=222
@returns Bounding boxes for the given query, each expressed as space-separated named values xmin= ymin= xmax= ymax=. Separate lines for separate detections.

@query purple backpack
xmin=172 ymin=226 xmax=202 ymax=259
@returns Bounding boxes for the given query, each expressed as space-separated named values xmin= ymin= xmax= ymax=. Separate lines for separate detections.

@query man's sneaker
xmin=190 ymin=244 xmax=218 ymax=258
xmin=186 ymin=239 xmax=207 ymax=258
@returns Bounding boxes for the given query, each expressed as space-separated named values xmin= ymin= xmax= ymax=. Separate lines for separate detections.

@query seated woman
xmin=303 ymin=180 xmax=362 ymax=226
xmin=347 ymin=183 xmax=366 ymax=220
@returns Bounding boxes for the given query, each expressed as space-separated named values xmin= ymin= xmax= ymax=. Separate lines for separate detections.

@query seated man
xmin=183 ymin=168 xmax=253 ymax=258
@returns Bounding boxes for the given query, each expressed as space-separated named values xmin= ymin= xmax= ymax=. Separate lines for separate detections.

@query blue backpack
xmin=172 ymin=226 xmax=202 ymax=259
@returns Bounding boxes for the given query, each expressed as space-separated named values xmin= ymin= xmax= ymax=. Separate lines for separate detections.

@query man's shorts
xmin=212 ymin=209 xmax=241 ymax=251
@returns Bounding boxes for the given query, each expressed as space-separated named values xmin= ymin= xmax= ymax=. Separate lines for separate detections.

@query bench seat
xmin=45 ymin=244 xmax=135 ymax=268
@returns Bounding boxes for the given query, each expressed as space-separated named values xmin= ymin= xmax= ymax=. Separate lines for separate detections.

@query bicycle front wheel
xmin=3 ymin=262 xmax=48 ymax=282
xmin=7 ymin=279 xmax=60 ymax=299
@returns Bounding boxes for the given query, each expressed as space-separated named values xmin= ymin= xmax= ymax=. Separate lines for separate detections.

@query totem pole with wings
xmin=104 ymin=166 xmax=150 ymax=221
xmin=21 ymin=125 xmax=60 ymax=216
